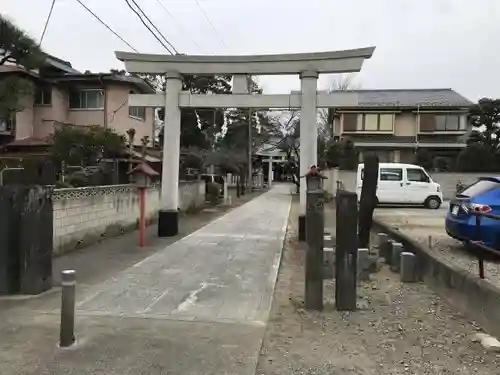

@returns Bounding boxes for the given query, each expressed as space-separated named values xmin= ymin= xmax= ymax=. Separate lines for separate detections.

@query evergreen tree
xmin=0 ymin=15 xmax=44 ymax=118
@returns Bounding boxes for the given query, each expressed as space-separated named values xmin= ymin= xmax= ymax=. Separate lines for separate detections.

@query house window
xmin=129 ymin=106 xmax=146 ymax=120
xmin=342 ymin=113 xmax=358 ymax=131
xmin=69 ymin=90 xmax=104 ymax=109
xmin=362 ymin=114 xmax=379 ymax=131
xmin=34 ymin=86 xmax=52 ymax=105
xmin=435 ymin=114 xmax=460 ymax=131
xmin=419 ymin=114 xmax=466 ymax=132
xmin=344 ymin=113 xmax=394 ymax=132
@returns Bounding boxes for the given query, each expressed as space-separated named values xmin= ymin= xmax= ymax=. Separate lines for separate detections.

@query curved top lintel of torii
xmin=115 ymin=46 xmax=375 ymax=76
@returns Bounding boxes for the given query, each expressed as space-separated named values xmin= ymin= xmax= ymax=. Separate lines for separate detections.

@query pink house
xmin=0 ymin=54 xmax=156 ymax=148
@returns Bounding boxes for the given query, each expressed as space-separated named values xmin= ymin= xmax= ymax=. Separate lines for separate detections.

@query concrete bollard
xmin=384 ymin=240 xmax=394 ymax=265
xmin=357 ymin=248 xmax=370 ymax=281
xmin=400 ymin=252 xmax=417 ymax=282
xmin=377 ymin=233 xmax=389 ymax=261
xmin=323 ymin=247 xmax=335 ymax=279
xmin=391 ymin=242 xmax=404 ymax=272
xmin=60 ymin=270 xmax=76 ymax=348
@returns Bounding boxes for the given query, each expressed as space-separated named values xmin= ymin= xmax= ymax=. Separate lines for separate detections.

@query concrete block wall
xmin=178 ymin=180 xmax=205 ymax=210
xmin=52 ymin=181 xmax=205 ymax=254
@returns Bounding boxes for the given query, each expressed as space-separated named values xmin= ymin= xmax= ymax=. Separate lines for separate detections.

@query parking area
xmin=374 ymin=202 xmax=500 ymax=290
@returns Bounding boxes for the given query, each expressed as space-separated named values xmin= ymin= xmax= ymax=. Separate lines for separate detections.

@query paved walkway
xmin=0 ymin=185 xmax=291 ymax=375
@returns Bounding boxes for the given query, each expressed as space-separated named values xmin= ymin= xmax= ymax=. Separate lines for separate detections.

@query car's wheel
xmin=425 ymin=196 xmax=441 ymax=209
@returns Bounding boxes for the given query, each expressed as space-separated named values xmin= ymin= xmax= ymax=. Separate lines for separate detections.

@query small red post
xmin=128 ymin=161 xmax=158 ymax=248
xmin=139 ymin=186 xmax=146 ymax=247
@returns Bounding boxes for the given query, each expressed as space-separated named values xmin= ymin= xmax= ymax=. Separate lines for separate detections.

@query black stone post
xmin=59 ymin=269 xmax=76 ymax=348
xmin=358 ymin=153 xmax=379 ymax=249
xmin=298 ymin=215 xmax=306 ymax=241
xmin=335 ymin=190 xmax=358 ymax=311
xmin=0 ymin=186 xmax=53 ymax=295
xmin=236 ymin=176 xmax=241 ymax=198
xmin=158 ymin=210 xmax=178 ymax=237
xmin=304 ymin=188 xmax=324 ymax=310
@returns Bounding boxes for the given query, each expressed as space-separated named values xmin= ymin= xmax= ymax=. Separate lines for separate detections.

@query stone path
xmin=76 ymin=184 xmax=291 ymax=324
xmin=0 ymin=185 xmax=291 ymax=375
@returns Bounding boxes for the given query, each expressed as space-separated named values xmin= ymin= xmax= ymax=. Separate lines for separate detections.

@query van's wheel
xmin=425 ymin=196 xmax=441 ymax=209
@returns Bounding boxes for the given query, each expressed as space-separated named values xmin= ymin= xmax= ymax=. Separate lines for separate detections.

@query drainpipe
xmin=99 ymin=75 xmax=108 ymax=128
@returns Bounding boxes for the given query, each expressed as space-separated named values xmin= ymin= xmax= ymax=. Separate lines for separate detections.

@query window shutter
xmin=342 ymin=113 xmax=357 ymax=132
xmin=419 ymin=114 xmax=436 ymax=132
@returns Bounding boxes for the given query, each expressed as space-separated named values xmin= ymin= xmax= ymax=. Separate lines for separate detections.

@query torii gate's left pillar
xmin=158 ymin=72 xmax=182 ymax=237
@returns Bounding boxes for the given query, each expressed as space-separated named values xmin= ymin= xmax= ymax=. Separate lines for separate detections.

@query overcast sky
xmin=2 ymin=0 xmax=499 ymax=101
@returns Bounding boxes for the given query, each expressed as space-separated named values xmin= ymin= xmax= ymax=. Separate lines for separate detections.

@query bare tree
xmin=264 ymin=111 xmax=301 ymax=187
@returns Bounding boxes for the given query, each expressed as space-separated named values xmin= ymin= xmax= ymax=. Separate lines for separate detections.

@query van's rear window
xmin=460 ymin=179 xmax=500 ymax=197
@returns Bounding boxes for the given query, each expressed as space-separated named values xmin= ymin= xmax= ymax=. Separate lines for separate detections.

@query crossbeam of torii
xmin=116 ymin=47 xmax=375 ymax=239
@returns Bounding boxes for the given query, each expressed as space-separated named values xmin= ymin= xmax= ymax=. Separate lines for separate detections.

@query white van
xmin=356 ymin=162 xmax=443 ymax=209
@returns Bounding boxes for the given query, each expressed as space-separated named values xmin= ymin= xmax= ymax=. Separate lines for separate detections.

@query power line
xmin=39 ymin=0 xmax=56 ymax=46
xmin=155 ymin=0 xmax=205 ymax=53
xmin=124 ymin=0 xmax=178 ymax=54
xmin=130 ymin=0 xmax=179 ymax=53
xmin=74 ymin=0 xmax=138 ymax=52
xmin=124 ymin=0 xmax=173 ymax=53
xmin=194 ymin=0 xmax=227 ymax=50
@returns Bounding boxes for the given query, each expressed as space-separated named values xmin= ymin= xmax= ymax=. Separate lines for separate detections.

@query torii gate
xmin=116 ymin=47 xmax=375 ymax=238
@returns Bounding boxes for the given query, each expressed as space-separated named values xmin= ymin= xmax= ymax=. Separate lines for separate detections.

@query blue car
xmin=446 ymin=177 xmax=500 ymax=249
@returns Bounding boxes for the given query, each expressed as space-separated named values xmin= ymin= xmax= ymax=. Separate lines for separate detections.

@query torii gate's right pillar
xmin=298 ymin=70 xmax=319 ymax=241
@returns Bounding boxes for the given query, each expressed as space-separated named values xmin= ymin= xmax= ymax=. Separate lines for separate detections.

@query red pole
xmin=139 ymin=187 xmax=146 ymax=247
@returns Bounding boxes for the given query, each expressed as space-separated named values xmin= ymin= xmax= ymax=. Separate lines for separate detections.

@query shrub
xmin=206 ymin=182 xmax=221 ymax=205
xmin=414 ymin=148 xmax=433 ymax=170
xmin=434 ymin=157 xmax=448 ymax=172
xmin=326 ymin=139 xmax=358 ymax=170
xmin=456 ymin=144 xmax=499 ymax=172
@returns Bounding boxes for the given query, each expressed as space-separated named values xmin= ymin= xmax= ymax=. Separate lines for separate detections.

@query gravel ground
xmin=256 ymin=201 xmax=500 ymax=375
xmin=374 ymin=208 xmax=500 ymax=290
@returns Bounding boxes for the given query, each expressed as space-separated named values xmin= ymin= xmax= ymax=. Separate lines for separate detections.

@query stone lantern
xmin=305 ymin=165 xmax=327 ymax=191
xmin=128 ymin=162 xmax=159 ymax=188
xmin=127 ymin=162 xmax=159 ymax=247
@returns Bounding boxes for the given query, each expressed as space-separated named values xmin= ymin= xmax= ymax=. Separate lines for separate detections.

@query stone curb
xmin=373 ymin=218 xmax=500 ymax=340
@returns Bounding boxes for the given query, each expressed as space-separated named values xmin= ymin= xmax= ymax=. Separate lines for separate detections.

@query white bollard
xmin=223 ymin=175 xmax=229 ymax=205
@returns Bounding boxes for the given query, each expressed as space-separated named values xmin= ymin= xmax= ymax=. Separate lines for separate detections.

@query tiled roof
xmin=54 ymin=73 xmax=155 ymax=93
xmin=333 ymin=89 xmax=473 ymax=108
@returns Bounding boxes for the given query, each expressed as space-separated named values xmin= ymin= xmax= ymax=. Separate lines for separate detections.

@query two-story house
xmin=331 ymin=88 xmax=473 ymax=164
xmin=0 ymin=53 xmax=155 ymax=149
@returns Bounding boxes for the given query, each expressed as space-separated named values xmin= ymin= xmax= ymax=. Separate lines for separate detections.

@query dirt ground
xmin=256 ymin=201 xmax=500 ymax=375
